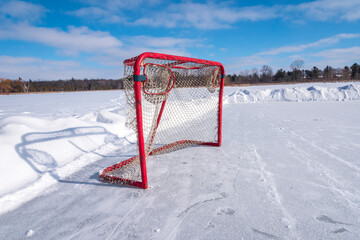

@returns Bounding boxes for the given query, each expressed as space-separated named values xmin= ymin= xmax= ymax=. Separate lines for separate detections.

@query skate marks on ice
xmin=177 ymin=194 xmax=226 ymax=218
xmin=315 ymin=215 xmax=352 ymax=226
xmin=250 ymin=145 xmax=299 ymax=239
xmin=252 ymin=228 xmax=279 ymax=239
xmin=290 ymin=131 xmax=360 ymax=173
xmin=315 ymin=215 xmax=354 ymax=236
xmin=220 ymin=143 xmax=300 ymax=239
xmin=246 ymin=142 xmax=358 ymax=239
xmin=166 ymin=193 xmax=226 ymax=240
xmin=204 ymin=204 xmax=236 ymax=231
xmin=276 ymin=130 xmax=359 ymax=237
xmin=285 ymin=131 xmax=360 ymax=214
xmin=105 ymin=190 xmax=148 ymax=240
xmin=332 ymin=228 xmax=349 ymax=234
xmin=216 ymin=207 xmax=235 ymax=216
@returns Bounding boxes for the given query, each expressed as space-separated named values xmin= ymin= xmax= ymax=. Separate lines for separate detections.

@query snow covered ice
xmin=0 ymin=83 xmax=360 ymax=239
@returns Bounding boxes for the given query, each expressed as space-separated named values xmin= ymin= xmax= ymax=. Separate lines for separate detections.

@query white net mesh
xmin=100 ymin=57 xmax=221 ymax=185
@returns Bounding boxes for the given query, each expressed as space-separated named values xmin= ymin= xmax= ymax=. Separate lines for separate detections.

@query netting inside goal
xmin=99 ymin=55 xmax=222 ymax=187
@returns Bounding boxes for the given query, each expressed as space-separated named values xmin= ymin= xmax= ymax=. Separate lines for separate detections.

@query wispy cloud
xmin=127 ymin=36 xmax=198 ymax=48
xmin=226 ymin=33 xmax=360 ymax=73
xmin=133 ymin=3 xmax=277 ymax=29
xmin=0 ymin=23 xmax=123 ymax=56
xmin=69 ymin=0 xmax=360 ymax=29
xmin=0 ymin=55 xmax=103 ymax=80
xmin=78 ymin=0 xmax=156 ymax=10
xmin=310 ymin=46 xmax=360 ymax=67
xmin=226 ymin=56 xmax=271 ymax=73
xmin=0 ymin=20 xmax=203 ymax=78
xmin=70 ymin=1 xmax=278 ymax=29
xmin=86 ymin=36 xmax=196 ymax=67
xmin=68 ymin=7 xmax=125 ymax=24
xmin=286 ymin=0 xmax=360 ymax=21
xmin=0 ymin=0 xmax=47 ymax=23
xmin=258 ymin=33 xmax=360 ymax=55
xmin=68 ymin=0 xmax=162 ymax=24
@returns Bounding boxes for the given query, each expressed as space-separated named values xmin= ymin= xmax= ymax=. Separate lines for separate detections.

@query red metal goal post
xmin=99 ymin=52 xmax=225 ymax=189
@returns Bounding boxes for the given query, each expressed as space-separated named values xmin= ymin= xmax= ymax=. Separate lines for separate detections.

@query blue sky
xmin=0 ymin=0 xmax=359 ymax=80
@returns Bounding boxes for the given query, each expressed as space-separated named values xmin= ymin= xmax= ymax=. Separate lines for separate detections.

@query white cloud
xmin=134 ymin=0 xmax=360 ymax=29
xmin=134 ymin=3 xmax=277 ymax=29
xmin=0 ymin=0 xmax=47 ymax=22
xmin=314 ymin=46 xmax=360 ymax=58
xmin=68 ymin=0 xmax=360 ymax=29
xmin=0 ymin=47 xmax=193 ymax=80
xmin=309 ymin=47 xmax=360 ymax=67
xmin=343 ymin=10 xmax=360 ymax=21
xmin=68 ymin=7 xmax=125 ymax=23
xmin=0 ymin=55 xmax=120 ymax=80
xmin=225 ymin=33 xmax=360 ymax=73
xmin=0 ymin=22 xmax=203 ymax=78
xmin=258 ymin=33 xmax=360 ymax=55
xmin=87 ymin=46 xmax=190 ymax=67
xmin=226 ymin=56 xmax=271 ymax=73
xmin=0 ymin=20 xmax=203 ymax=57
xmin=69 ymin=0 xmax=163 ymax=24
xmin=289 ymin=0 xmax=360 ymax=21
xmin=0 ymin=55 xmax=38 ymax=65
xmin=0 ymin=23 xmax=123 ymax=56
xmin=127 ymin=36 xmax=197 ymax=48
xmin=79 ymin=0 xmax=152 ymax=10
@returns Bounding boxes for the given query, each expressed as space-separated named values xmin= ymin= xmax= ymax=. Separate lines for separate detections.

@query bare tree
xmin=240 ymin=69 xmax=250 ymax=77
xmin=251 ymin=68 xmax=259 ymax=75
xmin=290 ymin=59 xmax=304 ymax=71
xmin=260 ymin=65 xmax=273 ymax=82
xmin=290 ymin=59 xmax=304 ymax=81
xmin=250 ymin=68 xmax=260 ymax=83
xmin=18 ymin=77 xmax=30 ymax=92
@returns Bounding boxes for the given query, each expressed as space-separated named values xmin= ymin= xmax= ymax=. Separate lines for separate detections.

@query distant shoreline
xmin=0 ymin=89 xmax=123 ymax=95
xmin=224 ymin=79 xmax=358 ymax=87
xmin=1 ymin=79 xmax=358 ymax=95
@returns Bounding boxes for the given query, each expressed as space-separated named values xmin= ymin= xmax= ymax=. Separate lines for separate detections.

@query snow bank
xmin=224 ymin=84 xmax=360 ymax=104
xmin=0 ymin=92 xmax=136 ymax=213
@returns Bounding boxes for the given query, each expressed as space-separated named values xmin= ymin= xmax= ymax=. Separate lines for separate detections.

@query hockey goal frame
xmin=99 ymin=52 xmax=225 ymax=189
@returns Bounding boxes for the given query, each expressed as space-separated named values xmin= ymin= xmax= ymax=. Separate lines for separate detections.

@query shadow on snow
xmin=15 ymin=126 xmax=136 ymax=189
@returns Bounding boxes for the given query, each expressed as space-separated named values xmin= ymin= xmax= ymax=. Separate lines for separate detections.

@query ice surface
xmin=0 ymin=83 xmax=359 ymax=239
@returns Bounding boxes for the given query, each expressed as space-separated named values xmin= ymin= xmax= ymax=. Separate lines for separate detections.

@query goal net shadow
xmin=15 ymin=126 xmax=138 ymax=187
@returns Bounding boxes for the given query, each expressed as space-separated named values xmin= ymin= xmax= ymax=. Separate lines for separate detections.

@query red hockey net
xmin=99 ymin=52 xmax=225 ymax=188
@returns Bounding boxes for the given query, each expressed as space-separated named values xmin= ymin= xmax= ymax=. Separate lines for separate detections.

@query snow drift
xmin=224 ymin=84 xmax=360 ymax=104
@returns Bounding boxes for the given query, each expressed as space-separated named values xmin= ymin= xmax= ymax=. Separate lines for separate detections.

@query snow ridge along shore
xmin=224 ymin=84 xmax=360 ymax=104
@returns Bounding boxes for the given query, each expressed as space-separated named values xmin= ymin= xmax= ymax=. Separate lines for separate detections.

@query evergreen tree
xmin=343 ymin=66 xmax=351 ymax=80
xmin=274 ymin=69 xmax=287 ymax=82
xmin=311 ymin=66 xmax=320 ymax=79
xmin=351 ymin=63 xmax=359 ymax=79
xmin=323 ymin=66 xmax=334 ymax=79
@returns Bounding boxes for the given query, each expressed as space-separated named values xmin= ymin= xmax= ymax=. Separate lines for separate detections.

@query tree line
xmin=225 ymin=61 xmax=360 ymax=85
xmin=1 ymin=61 xmax=360 ymax=93
xmin=0 ymin=78 xmax=124 ymax=93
